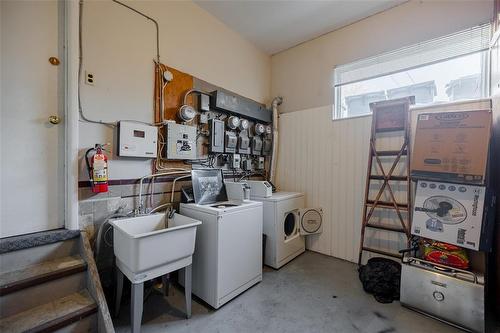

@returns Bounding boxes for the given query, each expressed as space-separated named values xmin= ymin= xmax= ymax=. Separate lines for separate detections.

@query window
xmin=333 ymin=24 xmax=491 ymax=119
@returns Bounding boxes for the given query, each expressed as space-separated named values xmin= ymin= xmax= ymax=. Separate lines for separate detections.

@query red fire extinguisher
xmin=85 ymin=144 xmax=109 ymax=193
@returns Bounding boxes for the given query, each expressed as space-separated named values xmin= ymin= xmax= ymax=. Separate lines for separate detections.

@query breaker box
xmin=166 ymin=122 xmax=197 ymax=160
xmin=209 ymin=119 xmax=225 ymax=153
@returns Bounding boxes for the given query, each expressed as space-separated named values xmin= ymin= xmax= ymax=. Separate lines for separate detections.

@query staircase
xmin=0 ymin=229 xmax=114 ymax=332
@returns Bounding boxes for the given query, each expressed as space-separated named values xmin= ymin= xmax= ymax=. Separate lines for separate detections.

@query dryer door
xmin=283 ymin=210 xmax=300 ymax=241
xmin=299 ymin=208 xmax=323 ymax=235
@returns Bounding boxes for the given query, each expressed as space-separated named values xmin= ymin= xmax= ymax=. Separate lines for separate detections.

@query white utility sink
xmin=111 ymin=213 xmax=201 ymax=283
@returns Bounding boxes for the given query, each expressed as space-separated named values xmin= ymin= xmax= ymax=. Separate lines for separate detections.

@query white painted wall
xmin=78 ymin=0 xmax=271 ymax=181
xmin=271 ymin=0 xmax=493 ymax=113
xmin=271 ymin=0 xmax=493 ymax=262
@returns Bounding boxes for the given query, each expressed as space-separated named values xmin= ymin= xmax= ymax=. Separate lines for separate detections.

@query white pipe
xmin=138 ymin=171 xmax=189 ymax=213
xmin=269 ymin=96 xmax=283 ymax=183
xmin=171 ymin=175 xmax=191 ymax=203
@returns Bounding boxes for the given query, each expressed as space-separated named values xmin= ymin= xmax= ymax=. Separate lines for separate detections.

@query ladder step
xmin=372 ymin=150 xmax=407 ymax=156
xmin=366 ymin=200 xmax=408 ymax=210
xmin=369 ymin=175 xmax=408 ymax=181
xmin=366 ymin=223 xmax=406 ymax=233
xmin=362 ymin=247 xmax=403 ymax=259
xmin=375 ymin=126 xmax=405 ymax=133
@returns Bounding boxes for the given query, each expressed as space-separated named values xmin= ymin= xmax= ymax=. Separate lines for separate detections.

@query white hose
xmin=269 ymin=96 xmax=283 ymax=183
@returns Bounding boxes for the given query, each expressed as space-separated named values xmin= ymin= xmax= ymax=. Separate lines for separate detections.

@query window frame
xmin=332 ymin=24 xmax=491 ymax=121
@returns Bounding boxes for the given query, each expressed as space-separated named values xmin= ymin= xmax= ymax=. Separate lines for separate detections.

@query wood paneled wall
xmin=276 ymin=100 xmax=492 ymax=264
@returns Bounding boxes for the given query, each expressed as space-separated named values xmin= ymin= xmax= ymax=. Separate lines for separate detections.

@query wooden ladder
xmin=358 ymin=97 xmax=414 ymax=265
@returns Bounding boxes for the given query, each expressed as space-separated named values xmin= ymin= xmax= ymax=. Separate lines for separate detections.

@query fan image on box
xmin=414 ymin=196 xmax=467 ymax=232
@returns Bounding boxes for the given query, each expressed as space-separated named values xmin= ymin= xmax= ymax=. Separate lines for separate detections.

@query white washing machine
xmin=252 ymin=192 xmax=321 ymax=269
xmin=179 ymin=200 xmax=263 ymax=309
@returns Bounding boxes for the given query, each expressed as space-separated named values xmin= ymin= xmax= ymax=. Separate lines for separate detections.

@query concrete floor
xmin=114 ymin=251 xmax=460 ymax=333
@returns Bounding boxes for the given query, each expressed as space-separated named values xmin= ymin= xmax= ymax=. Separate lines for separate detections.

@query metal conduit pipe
xmin=111 ymin=0 xmax=160 ymax=64
xmin=171 ymin=175 xmax=191 ymax=203
xmin=183 ymin=89 xmax=209 ymax=105
xmin=138 ymin=171 xmax=190 ymax=213
xmin=269 ymin=96 xmax=283 ymax=183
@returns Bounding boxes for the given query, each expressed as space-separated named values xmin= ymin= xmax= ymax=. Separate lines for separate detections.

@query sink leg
xmin=115 ymin=268 xmax=124 ymax=317
xmin=131 ymin=282 xmax=144 ymax=333
xmin=184 ymin=264 xmax=192 ymax=319
xmin=162 ymin=274 xmax=170 ymax=297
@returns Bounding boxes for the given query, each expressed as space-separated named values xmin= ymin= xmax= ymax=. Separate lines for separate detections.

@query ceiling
xmin=195 ymin=0 xmax=408 ymax=55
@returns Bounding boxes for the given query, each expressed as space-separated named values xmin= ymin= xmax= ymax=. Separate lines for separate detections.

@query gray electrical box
xmin=251 ymin=136 xmax=262 ymax=156
xmin=242 ymin=159 xmax=252 ymax=171
xmin=166 ymin=122 xmax=197 ymax=160
xmin=231 ymin=154 xmax=241 ymax=169
xmin=263 ymin=138 xmax=272 ymax=156
xmin=199 ymin=94 xmax=210 ymax=112
xmin=257 ymin=157 xmax=265 ymax=170
xmin=225 ymin=131 xmax=237 ymax=153
xmin=199 ymin=113 xmax=209 ymax=124
xmin=238 ymin=131 xmax=250 ymax=155
xmin=209 ymin=119 xmax=225 ymax=153
xmin=211 ymin=90 xmax=271 ymax=122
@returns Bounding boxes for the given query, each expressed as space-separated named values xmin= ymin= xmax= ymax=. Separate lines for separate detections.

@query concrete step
xmin=0 ymin=255 xmax=87 ymax=296
xmin=0 ymin=290 xmax=97 ymax=333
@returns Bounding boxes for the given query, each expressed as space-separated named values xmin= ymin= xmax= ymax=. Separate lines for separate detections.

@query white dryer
xmin=252 ymin=192 xmax=323 ymax=269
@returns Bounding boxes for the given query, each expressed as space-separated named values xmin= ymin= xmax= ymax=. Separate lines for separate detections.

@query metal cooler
xmin=400 ymin=257 xmax=484 ymax=332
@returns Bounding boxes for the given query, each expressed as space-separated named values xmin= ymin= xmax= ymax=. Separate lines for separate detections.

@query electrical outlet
xmin=85 ymin=71 xmax=95 ymax=85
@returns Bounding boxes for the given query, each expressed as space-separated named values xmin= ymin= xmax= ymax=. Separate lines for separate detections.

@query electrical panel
xmin=117 ymin=121 xmax=158 ymax=158
xmin=238 ymin=131 xmax=250 ymax=155
xmin=251 ymin=136 xmax=262 ymax=156
xmin=166 ymin=122 xmax=197 ymax=160
xmin=257 ymin=157 xmax=265 ymax=170
xmin=199 ymin=94 xmax=210 ymax=112
xmin=199 ymin=113 xmax=209 ymax=124
xmin=209 ymin=119 xmax=225 ymax=153
xmin=242 ymin=159 xmax=252 ymax=171
xmin=230 ymin=154 xmax=241 ymax=169
xmin=225 ymin=131 xmax=237 ymax=153
xmin=211 ymin=90 xmax=271 ymax=122
xmin=263 ymin=138 xmax=272 ymax=156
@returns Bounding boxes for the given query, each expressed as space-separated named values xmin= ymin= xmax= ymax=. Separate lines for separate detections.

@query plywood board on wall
xmin=162 ymin=66 xmax=194 ymax=121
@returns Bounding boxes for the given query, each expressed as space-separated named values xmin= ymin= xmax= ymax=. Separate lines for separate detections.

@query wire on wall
xmin=78 ymin=0 xmax=165 ymax=127
xmin=78 ymin=0 xmax=116 ymax=127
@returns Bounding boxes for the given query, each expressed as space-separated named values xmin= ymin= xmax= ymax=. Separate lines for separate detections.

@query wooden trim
xmin=79 ymin=232 xmax=115 ymax=332
xmin=78 ymin=171 xmax=257 ymax=188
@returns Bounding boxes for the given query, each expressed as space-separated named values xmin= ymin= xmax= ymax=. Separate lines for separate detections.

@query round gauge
xmin=265 ymin=125 xmax=272 ymax=135
xmin=178 ymin=104 xmax=196 ymax=122
xmin=239 ymin=119 xmax=249 ymax=131
xmin=254 ymin=123 xmax=265 ymax=135
xmin=227 ymin=116 xmax=240 ymax=130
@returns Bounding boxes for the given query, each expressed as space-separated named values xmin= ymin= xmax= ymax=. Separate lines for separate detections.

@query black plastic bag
xmin=358 ymin=257 xmax=401 ymax=303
